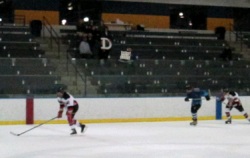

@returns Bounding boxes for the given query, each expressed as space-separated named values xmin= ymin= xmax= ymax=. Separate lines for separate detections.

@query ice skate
xmin=225 ymin=117 xmax=232 ymax=124
xmin=70 ymin=128 xmax=77 ymax=135
xmin=248 ymin=118 xmax=250 ymax=123
xmin=190 ymin=118 xmax=197 ymax=126
xmin=190 ymin=121 xmax=197 ymax=126
xmin=80 ymin=124 xmax=86 ymax=133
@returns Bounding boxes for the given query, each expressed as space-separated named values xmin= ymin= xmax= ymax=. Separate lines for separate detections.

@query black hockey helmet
xmin=222 ymin=88 xmax=229 ymax=93
xmin=185 ymin=84 xmax=192 ymax=90
xmin=57 ymin=87 xmax=65 ymax=93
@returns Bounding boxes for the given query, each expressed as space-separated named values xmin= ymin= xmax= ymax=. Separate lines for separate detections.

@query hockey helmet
xmin=57 ymin=87 xmax=65 ymax=93
xmin=185 ymin=84 xmax=192 ymax=90
xmin=222 ymin=88 xmax=229 ymax=93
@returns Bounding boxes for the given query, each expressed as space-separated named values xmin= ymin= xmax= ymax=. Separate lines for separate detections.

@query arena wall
xmin=101 ymin=1 xmax=236 ymax=30
xmin=13 ymin=0 xmax=60 ymax=25
xmin=106 ymin=0 xmax=250 ymax=8
xmin=102 ymin=13 xmax=170 ymax=29
xmin=14 ymin=10 xmax=59 ymax=25
xmin=9 ymin=0 xmax=250 ymax=30
xmin=1 ymin=97 xmax=250 ymax=125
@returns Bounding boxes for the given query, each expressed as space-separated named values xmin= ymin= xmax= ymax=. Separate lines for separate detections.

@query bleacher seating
xmin=76 ymin=59 xmax=250 ymax=96
xmin=0 ymin=75 xmax=62 ymax=94
xmin=0 ymin=25 xmax=64 ymax=95
xmin=0 ymin=47 xmax=44 ymax=58
xmin=0 ymin=25 xmax=30 ymax=34
xmin=65 ymin=30 xmax=242 ymax=60
xmin=108 ymin=30 xmax=241 ymax=60
xmin=61 ymin=30 xmax=249 ymax=96
xmin=110 ymin=30 xmax=219 ymax=40
xmin=0 ymin=33 xmax=34 ymax=42
xmin=241 ymin=32 xmax=250 ymax=48
xmin=0 ymin=27 xmax=45 ymax=58
xmin=0 ymin=58 xmax=62 ymax=95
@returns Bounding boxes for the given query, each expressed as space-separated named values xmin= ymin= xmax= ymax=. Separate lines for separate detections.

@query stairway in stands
xmin=37 ymin=36 xmax=88 ymax=96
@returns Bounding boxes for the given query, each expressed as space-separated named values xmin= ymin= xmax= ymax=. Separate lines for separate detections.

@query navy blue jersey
xmin=186 ymin=88 xmax=210 ymax=106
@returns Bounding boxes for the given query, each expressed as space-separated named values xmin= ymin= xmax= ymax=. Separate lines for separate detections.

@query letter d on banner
xmin=101 ymin=37 xmax=112 ymax=50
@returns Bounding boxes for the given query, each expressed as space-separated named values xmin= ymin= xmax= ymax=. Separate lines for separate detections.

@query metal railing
xmin=42 ymin=16 xmax=61 ymax=58
xmin=229 ymin=23 xmax=245 ymax=52
xmin=70 ymin=57 xmax=87 ymax=96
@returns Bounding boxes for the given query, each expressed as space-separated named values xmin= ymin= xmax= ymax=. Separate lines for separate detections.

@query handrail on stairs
xmin=229 ymin=23 xmax=244 ymax=52
xmin=42 ymin=16 xmax=61 ymax=58
xmin=69 ymin=55 xmax=87 ymax=96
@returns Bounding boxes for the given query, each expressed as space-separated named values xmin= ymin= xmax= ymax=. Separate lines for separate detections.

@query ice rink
xmin=1 ymin=120 xmax=250 ymax=158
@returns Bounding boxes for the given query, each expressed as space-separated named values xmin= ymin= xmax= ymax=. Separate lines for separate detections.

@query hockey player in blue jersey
xmin=185 ymin=85 xmax=210 ymax=126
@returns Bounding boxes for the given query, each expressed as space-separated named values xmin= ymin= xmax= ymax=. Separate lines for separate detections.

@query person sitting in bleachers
xmin=79 ymin=36 xmax=92 ymax=58
xmin=97 ymin=24 xmax=113 ymax=64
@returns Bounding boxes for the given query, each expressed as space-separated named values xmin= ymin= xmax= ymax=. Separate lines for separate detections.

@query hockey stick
xmin=208 ymin=89 xmax=212 ymax=97
xmin=208 ymin=89 xmax=219 ymax=100
xmin=10 ymin=116 xmax=58 ymax=136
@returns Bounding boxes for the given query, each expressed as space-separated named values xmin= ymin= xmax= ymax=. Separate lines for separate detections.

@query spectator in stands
xmin=76 ymin=19 xmax=93 ymax=34
xmin=99 ymin=20 xmax=110 ymax=38
xmin=90 ymin=25 xmax=99 ymax=40
xmin=79 ymin=35 xmax=92 ymax=58
xmin=220 ymin=45 xmax=232 ymax=61
xmin=97 ymin=36 xmax=112 ymax=62
xmin=98 ymin=20 xmax=108 ymax=36
xmin=86 ymin=32 xmax=96 ymax=57
xmin=97 ymin=22 xmax=112 ymax=64
xmin=76 ymin=19 xmax=85 ymax=33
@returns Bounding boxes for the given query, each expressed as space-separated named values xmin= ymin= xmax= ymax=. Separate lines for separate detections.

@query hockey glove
xmin=185 ymin=97 xmax=189 ymax=102
xmin=57 ymin=110 xmax=63 ymax=118
xmin=205 ymin=95 xmax=210 ymax=101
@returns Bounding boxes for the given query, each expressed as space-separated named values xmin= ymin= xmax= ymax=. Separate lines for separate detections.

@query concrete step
xmin=227 ymin=41 xmax=250 ymax=60
xmin=35 ymin=37 xmax=97 ymax=95
xmin=241 ymin=48 xmax=250 ymax=59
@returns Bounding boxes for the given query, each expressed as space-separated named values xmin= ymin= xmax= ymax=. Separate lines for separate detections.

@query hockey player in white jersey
xmin=221 ymin=88 xmax=250 ymax=124
xmin=56 ymin=87 xmax=86 ymax=135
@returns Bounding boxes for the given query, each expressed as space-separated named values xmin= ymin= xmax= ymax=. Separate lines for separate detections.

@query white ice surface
xmin=1 ymin=120 xmax=250 ymax=158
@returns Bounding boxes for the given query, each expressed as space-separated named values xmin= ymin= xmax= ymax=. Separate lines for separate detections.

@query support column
xmin=216 ymin=98 xmax=222 ymax=120
xmin=26 ymin=95 xmax=34 ymax=124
